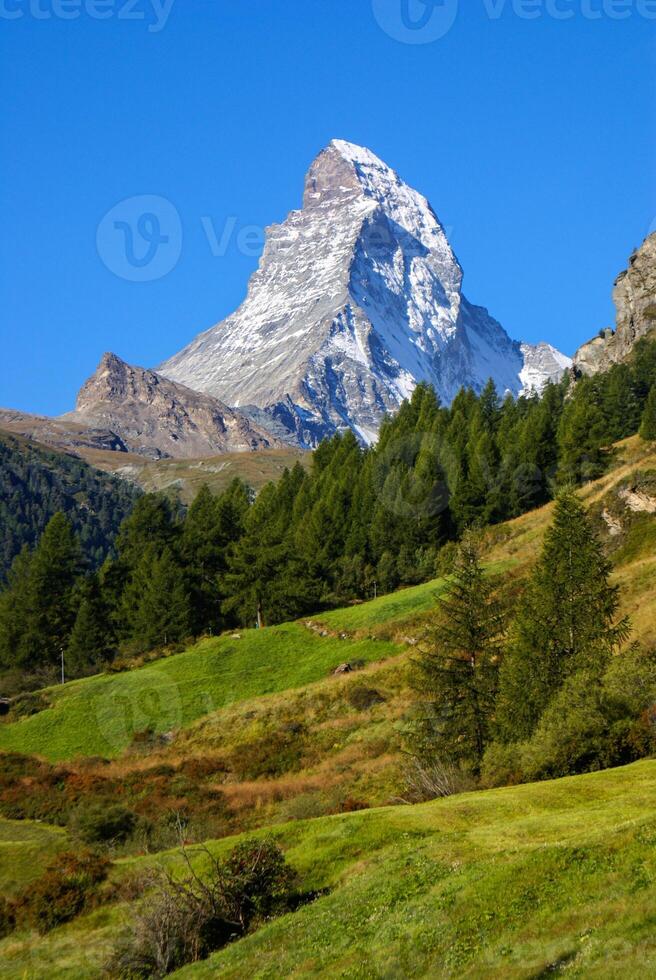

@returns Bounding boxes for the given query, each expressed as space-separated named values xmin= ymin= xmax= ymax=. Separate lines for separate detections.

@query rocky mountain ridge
xmin=160 ymin=140 xmax=570 ymax=446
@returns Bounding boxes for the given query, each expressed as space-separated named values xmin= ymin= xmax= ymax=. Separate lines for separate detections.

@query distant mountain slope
xmin=160 ymin=140 xmax=570 ymax=446
xmin=0 ymin=430 xmax=140 ymax=578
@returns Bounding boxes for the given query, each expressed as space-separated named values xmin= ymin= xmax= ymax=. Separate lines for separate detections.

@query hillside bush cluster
xmin=4 ymin=849 xmax=110 ymax=935
xmin=0 ymin=752 xmax=231 ymax=852
xmin=409 ymin=490 xmax=656 ymax=791
xmin=1 ymin=339 xmax=654 ymax=690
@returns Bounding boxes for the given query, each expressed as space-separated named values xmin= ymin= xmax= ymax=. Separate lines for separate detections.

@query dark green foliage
xmin=410 ymin=536 xmax=506 ymax=772
xmin=496 ymin=490 xmax=631 ymax=743
xmin=0 ymin=431 xmax=139 ymax=580
xmin=217 ymin=837 xmax=298 ymax=929
xmin=127 ymin=547 xmax=192 ymax=652
xmin=66 ymin=577 xmax=115 ymax=673
xmin=0 ymin=513 xmax=84 ymax=672
xmin=483 ymin=647 xmax=656 ymax=785
xmin=74 ymin=803 xmax=138 ymax=844
xmin=181 ymin=481 xmax=249 ymax=635
xmin=640 ymin=383 xmax=656 ymax=440
xmin=557 ymin=384 xmax=609 ymax=483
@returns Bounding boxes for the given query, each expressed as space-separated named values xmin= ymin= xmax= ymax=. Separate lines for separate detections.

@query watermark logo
xmin=0 ymin=0 xmax=176 ymax=32
xmin=372 ymin=0 xmax=459 ymax=43
xmin=373 ymin=0 xmax=656 ymax=43
xmin=97 ymin=194 xmax=182 ymax=282
xmin=94 ymin=671 xmax=183 ymax=754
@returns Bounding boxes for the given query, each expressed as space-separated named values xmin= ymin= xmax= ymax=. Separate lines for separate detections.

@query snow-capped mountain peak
xmin=159 ymin=140 xmax=570 ymax=446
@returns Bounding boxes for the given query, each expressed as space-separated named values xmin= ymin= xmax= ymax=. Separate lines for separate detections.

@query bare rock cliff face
xmin=573 ymin=233 xmax=656 ymax=377
xmin=160 ymin=140 xmax=570 ymax=446
xmin=63 ymin=353 xmax=283 ymax=459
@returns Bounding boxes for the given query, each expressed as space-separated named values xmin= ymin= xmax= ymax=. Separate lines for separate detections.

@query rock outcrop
xmin=573 ymin=233 xmax=656 ymax=377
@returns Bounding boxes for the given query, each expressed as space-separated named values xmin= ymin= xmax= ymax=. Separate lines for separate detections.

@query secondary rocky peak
xmin=160 ymin=141 xmax=570 ymax=446
xmin=66 ymin=353 xmax=282 ymax=460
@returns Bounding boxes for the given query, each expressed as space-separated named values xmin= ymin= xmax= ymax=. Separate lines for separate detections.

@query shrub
xmin=402 ymin=755 xmax=474 ymax=802
xmin=227 ymin=729 xmax=306 ymax=781
xmin=15 ymin=849 xmax=110 ymax=934
xmin=108 ymin=838 xmax=297 ymax=977
xmin=346 ymin=685 xmax=385 ymax=711
xmin=482 ymin=648 xmax=656 ymax=786
xmin=74 ymin=803 xmax=137 ymax=844
xmin=217 ymin=838 xmax=297 ymax=929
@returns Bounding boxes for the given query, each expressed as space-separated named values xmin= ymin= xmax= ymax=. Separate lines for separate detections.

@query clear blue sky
xmin=1 ymin=1 xmax=655 ymax=415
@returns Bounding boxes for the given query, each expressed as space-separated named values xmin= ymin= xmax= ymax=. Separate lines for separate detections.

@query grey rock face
xmin=573 ymin=233 xmax=656 ymax=377
xmin=160 ymin=140 xmax=569 ymax=446
xmin=63 ymin=353 xmax=283 ymax=459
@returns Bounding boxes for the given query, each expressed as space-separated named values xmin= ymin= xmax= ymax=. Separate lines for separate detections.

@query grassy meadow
xmin=2 ymin=760 xmax=656 ymax=977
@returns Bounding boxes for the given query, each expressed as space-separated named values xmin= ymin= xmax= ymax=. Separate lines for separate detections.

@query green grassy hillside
xmin=0 ymin=621 xmax=406 ymax=761
xmin=0 ymin=819 xmax=67 ymax=897
xmin=2 ymin=760 xmax=656 ymax=978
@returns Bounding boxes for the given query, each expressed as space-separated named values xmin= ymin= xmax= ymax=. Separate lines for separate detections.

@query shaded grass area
xmin=0 ymin=625 xmax=401 ymax=762
xmin=3 ymin=760 xmax=656 ymax=978
xmin=0 ymin=818 xmax=67 ymax=897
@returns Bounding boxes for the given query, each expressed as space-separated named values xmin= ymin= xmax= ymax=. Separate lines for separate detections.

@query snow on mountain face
xmin=160 ymin=140 xmax=570 ymax=446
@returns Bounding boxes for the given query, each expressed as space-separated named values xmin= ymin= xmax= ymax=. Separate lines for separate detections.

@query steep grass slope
xmin=2 ymin=760 xmax=656 ymax=978
xmin=0 ymin=623 xmax=405 ymax=761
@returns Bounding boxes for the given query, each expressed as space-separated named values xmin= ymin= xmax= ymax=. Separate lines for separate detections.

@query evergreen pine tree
xmin=66 ymin=581 xmax=114 ymax=675
xmin=130 ymin=547 xmax=191 ymax=651
xmin=496 ymin=489 xmax=630 ymax=742
xmin=115 ymin=494 xmax=178 ymax=568
xmin=0 ymin=545 xmax=33 ymax=670
xmin=410 ymin=536 xmax=506 ymax=772
xmin=16 ymin=513 xmax=85 ymax=670
xmin=557 ymin=385 xmax=608 ymax=484
xmin=639 ymin=383 xmax=656 ymax=441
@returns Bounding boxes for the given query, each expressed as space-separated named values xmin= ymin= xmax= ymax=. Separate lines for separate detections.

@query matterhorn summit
xmin=160 ymin=140 xmax=570 ymax=446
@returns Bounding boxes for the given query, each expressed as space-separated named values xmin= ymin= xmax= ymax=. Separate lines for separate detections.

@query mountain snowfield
xmin=161 ymin=140 xmax=570 ymax=446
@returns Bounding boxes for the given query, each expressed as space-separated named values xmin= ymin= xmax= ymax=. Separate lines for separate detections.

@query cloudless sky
xmin=1 ymin=0 xmax=655 ymax=415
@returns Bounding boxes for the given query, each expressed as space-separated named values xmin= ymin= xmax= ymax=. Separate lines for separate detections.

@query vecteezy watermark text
xmin=0 ymin=0 xmax=175 ymax=32
xmin=373 ymin=0 xmax=656 ymax=45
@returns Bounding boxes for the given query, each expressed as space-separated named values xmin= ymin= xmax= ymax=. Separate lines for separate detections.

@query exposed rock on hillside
xmin=574 ymin=233 xmax=656 ymax=377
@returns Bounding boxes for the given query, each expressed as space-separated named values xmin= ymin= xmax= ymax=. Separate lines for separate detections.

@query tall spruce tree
xmin=129 ymin=547 xmax=191 ymax=651
xmin=0 ymin=545 xmax=33 ymax=670
xmin=496 ymin=489 xmax=630 ymax=742
xmin=66 ymin=579 xmax=114 ymax=675
xmin=15 ymin=513 xmax=84 ymax=670
xmin=410 ymin=536 xmax=506 ymax=772
xmin=639 ymin=383 xmax=656 ymax=441
xmin=557 ymin=385 xmax=608 ymax=484
xmin=180 ymin=480 xmax=249 ymax=635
